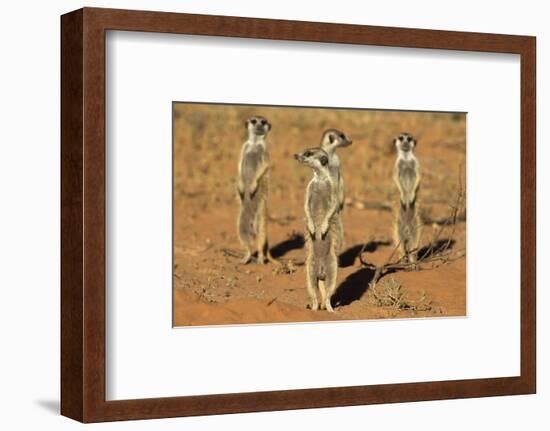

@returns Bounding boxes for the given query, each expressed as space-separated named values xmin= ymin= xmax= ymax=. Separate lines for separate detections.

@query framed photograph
xmin=61 ymin=7 xmax=536 ymax=422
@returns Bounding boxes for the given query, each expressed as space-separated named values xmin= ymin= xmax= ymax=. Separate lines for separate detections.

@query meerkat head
xmin=320 ymin=129 xmax=353 ymax=153
xmin=245 ymin=115 xmax=271 ymax=138
xmin=294 ymin=148 xmax=330 ymax=172
xmin=394 ymin=133 xmax=417 ymax=153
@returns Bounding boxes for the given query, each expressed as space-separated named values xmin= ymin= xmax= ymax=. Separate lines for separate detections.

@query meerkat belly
xmin=239 ymin=147 xmax=265 ymax=232
xmin=241 ymin=146 xmax=265 ymax=187
xmin=308 ymin=181 xmax=334 ymax=279
xmin=312 ymin=233 xmax=332 ymax=257
xmin=398 ymin=160 xmax=416 ymax=190
xmin=312 ymin=235 xmax=332 ymax=281
xmin=398 ymin=204 xmax=417 ymax=229
xmin=308 ymin=180 xmax=332 ymax=230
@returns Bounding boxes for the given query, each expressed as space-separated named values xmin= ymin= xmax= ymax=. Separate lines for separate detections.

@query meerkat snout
xmin=294 ymin=148 xmax=329 ymax=169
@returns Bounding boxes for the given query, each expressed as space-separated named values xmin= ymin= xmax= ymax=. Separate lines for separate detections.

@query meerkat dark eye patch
xmin=339 ymin=133 xmax=345 ymax=139
xmin=260 ymin=119 xmax=267 ymax=125
xmin=304 ymin=150 xmax=312 ymax=157
xmin=329 ymin=134 xmax=335 ymax=144
xmin=320 ymin=155 xmax=328 ymax=166
xmin=251 ymin=119 xmax=257 ymax=125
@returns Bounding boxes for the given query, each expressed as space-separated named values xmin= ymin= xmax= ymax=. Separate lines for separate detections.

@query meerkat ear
xmin=244 ymin=120 xmax=248 ymax=128
xmin=320 ymin=155 xmax=328 ymax=166
xmin=412 ymin=138 xmax=417 ymax=147
xmin=267 ymin=122 xmax=272 ymax=131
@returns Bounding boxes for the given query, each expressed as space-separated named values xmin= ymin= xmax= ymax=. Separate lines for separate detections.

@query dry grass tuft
xmin=367 ymin=277 xmax=437 ymax=312
xmin=272 ymin=260 xmax=298 ymax=275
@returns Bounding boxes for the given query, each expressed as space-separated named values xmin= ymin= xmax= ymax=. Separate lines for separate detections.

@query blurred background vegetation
xmin=173 ymin=103 xmax=466 ymax=223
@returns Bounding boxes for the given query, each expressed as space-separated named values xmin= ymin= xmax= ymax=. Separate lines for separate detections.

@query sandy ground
xmin=173 ymin=104 xmax=466 ymax=326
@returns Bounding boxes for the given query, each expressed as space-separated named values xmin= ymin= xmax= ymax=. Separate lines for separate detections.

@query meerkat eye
xmin=260 ymin=119 xmax=267 ymax=126
xmin=304 ymin=150 xmax=312 ymax=157
xmin=250 ymin=119 xmax=257 ymax=125
xmin=329 ymin=134 xmax=335 ymax=144
xmin=339 ymin=133 xmax=345 ymax=139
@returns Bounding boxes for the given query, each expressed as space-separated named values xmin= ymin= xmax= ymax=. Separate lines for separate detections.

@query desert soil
xmin=173 ymin=104 xmax=466 ymax=326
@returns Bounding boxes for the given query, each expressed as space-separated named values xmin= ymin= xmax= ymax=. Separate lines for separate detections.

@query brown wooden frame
xmin=61 ymin=7 xmax=536 ymax=423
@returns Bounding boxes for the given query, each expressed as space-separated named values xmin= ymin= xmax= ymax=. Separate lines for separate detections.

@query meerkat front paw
xmin=307 ymin=221 xmax=316 ymax=239
xmin=249 ymin=181 xmax=258 ymax=198
xmin=237 ymin=181 xmax=245 ymax=200
xmin=320 ymin=220 xmax=330 ymax=238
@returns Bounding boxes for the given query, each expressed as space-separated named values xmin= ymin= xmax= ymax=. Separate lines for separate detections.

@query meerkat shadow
xmin=332 ymin=267 xmax=376 ymax=308
xmin=338 ymin=240 xmax=392 ymax=267
xmin=270 ymin=233 xmax=305 ymax=259
xmin=417 ymin=238 xmax=456 ymax=260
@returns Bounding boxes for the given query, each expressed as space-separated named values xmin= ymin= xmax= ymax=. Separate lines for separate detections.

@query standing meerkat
xmin=320 ymin=129 xmax=352 ymax=253
xmin=237 ymin=115 xmax=277 ymax=264
xmin=294 ymin=148 xmax=339 ymax=312
xmin=392 ymin=133 xmax=421 ymax=263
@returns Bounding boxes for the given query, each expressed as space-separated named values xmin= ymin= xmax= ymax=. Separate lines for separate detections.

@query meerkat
xmin=294 ymin=148 xmax=339 ymax=312
xmin=392 ymin=133 xmax=421 ymax=263
xmin=237 ymin=115 xmax=277 ymax=265
xmin=320 ymin=128 xmax=352 ymax=253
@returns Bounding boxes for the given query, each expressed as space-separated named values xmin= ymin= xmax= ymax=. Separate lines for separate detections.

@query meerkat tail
xmin=324 ymin=254 xmax=337 ymax=312
xmin=318 ymin=280 xmax=327 ymax=311
xmin=305 ymin=254 xmax=319 ymax=310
